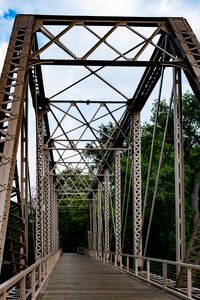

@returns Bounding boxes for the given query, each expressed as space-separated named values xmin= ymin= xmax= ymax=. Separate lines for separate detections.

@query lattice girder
xmin=0 ymin=15 xmax=34 ymax=271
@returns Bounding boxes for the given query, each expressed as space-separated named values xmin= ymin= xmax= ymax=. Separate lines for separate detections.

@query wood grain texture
xmin=38 ymin=253 xmax=178 ymax=300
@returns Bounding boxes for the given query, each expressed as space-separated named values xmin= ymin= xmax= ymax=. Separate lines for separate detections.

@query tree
xmin=58 ymin=92 xmax=200 ymax=260
xmin=84 ymin=92 xmax=200 ymax=260
xmin=56 ymin=167 xmax=90 ymax=252
xmin=182 ymin=92 xmax=200 ymax=224
xmin=141 ymin=92 xmax=199 ymax=259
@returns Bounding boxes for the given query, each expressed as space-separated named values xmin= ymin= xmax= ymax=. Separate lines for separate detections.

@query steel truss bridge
xmin=0 ymin=14 xmax=200 ymax=299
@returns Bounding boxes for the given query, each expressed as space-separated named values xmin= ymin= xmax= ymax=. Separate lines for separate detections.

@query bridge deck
xmin=38 ymin=253 xmax=178 ymax=300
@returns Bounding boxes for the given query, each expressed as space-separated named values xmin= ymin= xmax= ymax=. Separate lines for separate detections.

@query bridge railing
xmin=0 ymin=250 xmax=61 ymax=300
xmin=88 ymin=250 xmax=200 ymax=300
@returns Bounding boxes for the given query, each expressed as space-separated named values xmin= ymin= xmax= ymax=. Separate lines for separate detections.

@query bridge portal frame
xmin=0 ymin=14 xmax=200 ymax=279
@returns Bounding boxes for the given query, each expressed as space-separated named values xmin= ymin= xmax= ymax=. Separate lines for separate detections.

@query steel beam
xmin=20 ymin=97 xmax=28 ymax=264
xmin=29 ymin=59 xmax=184 ymax=68
xmin=49 ymin=174 xmax=54 ymax=253
xmin=36 ymin=112 xmax=45 ymax=260
xmin=115 ymin=150 xmax=121 ymax=257
xmin=7 ymin=164 xmax=27 ymax=274
xmin=97 ymin=183 xmax=102 ymax=256
xmin=104 ymin=169 xmax=110 ymax=254
xmin=54 ymin=185 xmax=59 ymax=251
xmin=92 ymin=199 xmax=97 ymax=253
xmin=133 ymin=112 xmax=142 ymax=257
xmin=173 ymin=68 xmax=185 ymax=266
xmin=43 ymin=150 xmax=51 ymax=256
xmin=0 ymin=15 xmax=34 ymax=271
xmin=169 ymin=18 xmax=200 ymax=99
xmin=88 ymin=203 xmax=93 ymax=250
xmin=32 ymin=15 xmax=169 ymax=26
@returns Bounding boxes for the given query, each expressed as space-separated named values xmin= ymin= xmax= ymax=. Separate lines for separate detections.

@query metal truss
xmin=0 ymin=15 xmax=34 ymax=272
xmin=173 ymin=68 xmax=185 ymax=266
xmin=133 ymin=112 xmax=142 ymax=257
xmin=104 ymin=169 xmax=110 ymax=254
xmin=88 ymin=203 xmax=93 ymax=250
xmin=49 ymin=174 xmax=54 ymax=253
xmin=92 ymin=199 xmax=97 ymax=252
xmin=177 ymin=213 xmax=200 ymax=287
xmin=1 ymin=14 xmax=200 ymax=278
xmin=115 ymin=150 xmax=121 ymax=256
xmin=36 ymin=113 xmax=57 ymax=260
xmin=97 ymin=183 xmax=102 ymax=255
xmin=53 ymin=184 xmax=59 ymax=251
xmin=6 ymin=164 xmax=27 ymax=274
xmin=169 ymin=19 xmax=200 ymax=96
xmin=2 ymin=101 xmax=28 ymax=276
xmin=20 ymin=98 xmax=29 ymax=262
xmin=43 ymin=150 xmax=51 ymax=256
xmin=36 ymin=112 xmax=45 ymax=260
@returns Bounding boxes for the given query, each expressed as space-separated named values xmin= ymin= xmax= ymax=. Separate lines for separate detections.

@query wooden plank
xmin=38 ymin=253 xmax=178 ymax=300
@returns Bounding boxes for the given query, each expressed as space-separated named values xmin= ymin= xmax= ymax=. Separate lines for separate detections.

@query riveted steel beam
xmin=0 ymin=15 xmax=34 ymax=272
xmin=133 ymin=112 xmax=142 ymax=257
xmin=104 ymin=169 xmax=110 ymax=254
xmin=115 ymin=150 xmax=121 ymax=256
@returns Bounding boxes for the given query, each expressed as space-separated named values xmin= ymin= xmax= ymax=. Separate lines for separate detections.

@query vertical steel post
xmin=115 ymin=150 xmax=121 ymax=261
xmin=49 ymin=173 xmax=54 ymax=253
xmin=97 ymin=183 xmax=102 ymax=256
xmin=52 ymin=181 xmax=56 ymax=252
xmin=52 ymin=183 xmax=59 ymax=251
xmin=0 ymin=15 xmax=33 ymax=271
xmin=54 ymin=185 xmax=59 ymax=251
xmin=133 ymin=111 xmax=142 ymax=257
xmin=36 ymin=112 xmax=45 ymax=260
xmin=104 ymin=169 xmax=110 ymax=255
xmin=43 ymin=150 xmax=50 ymax=256
xmin=92 ymin=199 xmax=97 ymax=254
xmin=20 ymin=98 xmax=28 ymax=264
xmin=88 ymin=230 xmax=92 ymax=251
xmin=88 ymin=202 xmax=93 ymax=250
xmin=173 ymin=68 xmax=185 ymax=265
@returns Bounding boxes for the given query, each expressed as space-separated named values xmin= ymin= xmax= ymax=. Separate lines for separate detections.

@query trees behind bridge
xmin=141 ymin=91 xmax=200 ymax=259
xmin=58 ymin=92 xmax=200 ymax=260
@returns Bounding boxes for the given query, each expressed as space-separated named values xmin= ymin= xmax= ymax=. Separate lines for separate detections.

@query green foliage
xmin=85 ymin=121 xmax=115 ymax=169
xmin=141 ymin=92 xmax=199 ymax=259
xmin=59 ymin=210 xmax=88 ymax=252
xmin=57 ymin=167 xmax=90 ymax=252
xmin=58 ymin=92 xmax=200 ymax=260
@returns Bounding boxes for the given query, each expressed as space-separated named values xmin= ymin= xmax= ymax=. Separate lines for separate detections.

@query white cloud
xmin=0 ymin=0 xmax=139 ymax=16
xmin=140 ymin=0 xmax=200 ymax=38
xmin=0 ymin=41 xmax=8 ymax=74
xmin=157 ymin=0 xmax=183 ymax=14
xmin=0 ymin=0 xmax=5 ymax=16
xmin=74 ymin=0 xmax=139 ymax=16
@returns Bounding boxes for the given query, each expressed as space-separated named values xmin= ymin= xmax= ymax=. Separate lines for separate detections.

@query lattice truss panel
xmin=31 ymin=16 xmax=182 ymax=212
xmin=0 ymin=15 xmax=200 ymax=273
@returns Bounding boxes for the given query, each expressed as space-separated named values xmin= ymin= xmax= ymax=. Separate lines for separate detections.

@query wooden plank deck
xmin=38 ymin=253 xmax=178 ymax=300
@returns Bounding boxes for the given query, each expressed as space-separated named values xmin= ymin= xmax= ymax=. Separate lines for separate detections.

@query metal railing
xmin=0 ymin=250 xmax=61 ymax=300
xmin=88 ymin=250 xmax=200 ymax=300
